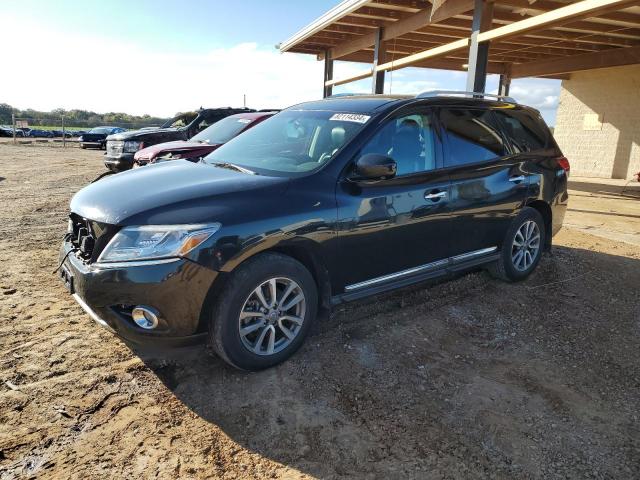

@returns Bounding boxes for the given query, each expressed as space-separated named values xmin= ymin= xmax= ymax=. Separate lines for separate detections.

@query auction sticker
xmin=329 ymin=113 xmax=371 ymax=124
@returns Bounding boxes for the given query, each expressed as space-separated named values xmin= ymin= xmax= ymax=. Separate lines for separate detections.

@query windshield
xmin=191 ymin=116 xmax=254 ymax=144
xmin=89 ymin=127 xmax=114 ymax=134
xmin=203 ymin=110 xmax=370 ymax=175
xmin=161 ymin=112 xmax=197 ymax=129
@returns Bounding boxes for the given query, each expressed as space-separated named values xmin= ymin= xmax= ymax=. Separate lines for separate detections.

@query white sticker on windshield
xmin=329 ymin=113 xmax=371 ymax=124
xmin=237 ymin=119 xmax=251 ymax=124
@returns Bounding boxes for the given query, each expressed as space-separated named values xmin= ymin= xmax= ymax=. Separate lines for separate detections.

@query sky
xmin=0 ymin=0 xmax=561 ymax=124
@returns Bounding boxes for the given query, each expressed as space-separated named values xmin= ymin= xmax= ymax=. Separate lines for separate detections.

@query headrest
xmin=331 ymin=126 xmax=346 ymax=145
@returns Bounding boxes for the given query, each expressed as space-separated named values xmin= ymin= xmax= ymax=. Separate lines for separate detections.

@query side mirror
xmin=352 ymin=153 xmax=397 ymax=181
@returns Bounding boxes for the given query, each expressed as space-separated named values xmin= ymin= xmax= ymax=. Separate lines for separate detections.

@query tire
xmin=80 ymin=144 xmax=86 ymax=149
xmin=208 ymin=252 xmax=318 ymax=371
xmin=489 ymin=206 xmax=545 ymax=282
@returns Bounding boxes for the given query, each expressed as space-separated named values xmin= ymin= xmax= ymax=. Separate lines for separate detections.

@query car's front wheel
xmin=489 ymin=206 xmax=545 ymax=282
xmin=208 ymin=252 xmax=317 ymax=371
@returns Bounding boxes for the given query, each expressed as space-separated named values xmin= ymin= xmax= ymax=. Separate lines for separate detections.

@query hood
xmin=107 ymin=127 xmax=185 ymax=142
xmin=70 ymin=160 xmax=289 ymax=226
xmin=79 ymin=133 xmax=107 ymax=140
xmin=135 ymin=140 xmax=222 ymax=161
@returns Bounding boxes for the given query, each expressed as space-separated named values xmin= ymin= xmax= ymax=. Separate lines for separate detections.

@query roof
xmin=290 ymin=95 xmax=411 ymax=112
xmin=227 ymin=111 xmax=277 ymax=120
xmin=280 ymin=0 xmax=640 ymax=80
xmin=285 ymin=92 xmax=536 ymax=115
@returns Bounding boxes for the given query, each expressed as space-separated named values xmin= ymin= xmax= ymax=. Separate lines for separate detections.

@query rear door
xmin=439 ymin=107 xmax=529 ymax=258
xmin=335 ymin=107 xmax=452 ymax=292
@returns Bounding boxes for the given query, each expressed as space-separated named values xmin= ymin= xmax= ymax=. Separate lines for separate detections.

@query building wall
xmin=553 ymin=64 xmax=640 ymax=179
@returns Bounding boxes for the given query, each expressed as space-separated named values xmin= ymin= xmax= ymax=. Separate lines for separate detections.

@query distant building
xmin=554 ymin=64 xmax=640 ymax=179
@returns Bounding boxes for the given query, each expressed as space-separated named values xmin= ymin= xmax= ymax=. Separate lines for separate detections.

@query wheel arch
xmin=526 ymin=200 xmax=552 ymax=251
xmin=196 ymin=240 xmax=332 ymax=334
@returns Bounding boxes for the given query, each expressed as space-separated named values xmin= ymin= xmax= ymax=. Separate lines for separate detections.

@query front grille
xmin=68 ymin=213 xmax=118 ymax=262
xmin=106 ymin=140 xmax=124 ymax=158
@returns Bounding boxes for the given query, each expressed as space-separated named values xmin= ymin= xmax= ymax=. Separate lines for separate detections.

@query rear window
xmin=493 ymin=109 xmax=549 ymax=153
xmin=439 ymin=108 xmax=507 ymax=167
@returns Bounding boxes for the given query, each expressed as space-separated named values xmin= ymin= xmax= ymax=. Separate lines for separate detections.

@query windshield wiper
xmin=211 ymin=162 xmax=256 ymax=175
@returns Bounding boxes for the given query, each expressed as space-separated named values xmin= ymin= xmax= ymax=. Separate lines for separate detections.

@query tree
xmin=0 ymin=104 xmax=14 ymax=124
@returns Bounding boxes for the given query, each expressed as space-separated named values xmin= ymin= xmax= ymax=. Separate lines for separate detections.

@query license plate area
xmin=60 ymin=265 xmax=74 ymax=294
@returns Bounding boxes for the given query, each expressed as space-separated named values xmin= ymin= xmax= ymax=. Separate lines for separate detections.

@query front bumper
xmin=59 ymin=242 xmax=218 ymax=346
xmin=104 ymin=153 xmax=135 ymax=172
xmin=80 ymin=141 xmax=103 ymax=148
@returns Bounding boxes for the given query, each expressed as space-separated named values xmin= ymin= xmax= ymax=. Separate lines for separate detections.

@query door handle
xmin=508 ymin=175 xmax=526 ymax=183
xmin=424 ymin=191 xmax=447 ymax=201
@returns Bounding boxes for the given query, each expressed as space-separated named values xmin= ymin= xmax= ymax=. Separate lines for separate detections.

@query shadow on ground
xmin=130 ymin=245 xmax=640 ymax=479
xmin=568 ymin=179 xmax=640 ymax=198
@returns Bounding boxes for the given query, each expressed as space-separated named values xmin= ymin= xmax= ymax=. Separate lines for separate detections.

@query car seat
xmin=391 ymin=126 xmax=422 ymax=175
xmin=319 ymin=126 xmax=346 ymax=163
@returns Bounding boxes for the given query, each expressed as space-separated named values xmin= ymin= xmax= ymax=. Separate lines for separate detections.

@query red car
xmin=133 ymin=111 xmax=276 ymax=167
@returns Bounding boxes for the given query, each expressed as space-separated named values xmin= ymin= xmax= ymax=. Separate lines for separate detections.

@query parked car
xmin=104 ymin=107 xmax=256 ymax=173
xmin=59 ymin=92 xmax=568 ymax=371
xmin=133 ymin=112 xmax=276 ymax=167
xmin=26 ymin=129 xmax=55 ymax=138
xmin=79 ymin=127 xmax=126 ymax=149
xmin=0 ymin=126 xmax=25 ymax=137
xmin=50 ymin=130 xmax=75 ymax=138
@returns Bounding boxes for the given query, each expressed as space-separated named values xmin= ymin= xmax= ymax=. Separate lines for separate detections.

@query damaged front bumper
xmin=59 ymin=242 xmax=218 ymax=347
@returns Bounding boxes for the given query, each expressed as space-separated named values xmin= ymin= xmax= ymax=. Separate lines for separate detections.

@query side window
xmin=360 ymin=112 xmax=437 ymax=176
xmin=196 ymin=113 xmax=222 ymax=132
xmin=439 ymin=108 xmax=507 ymax=167
xmin=493 ymin=109 xmax=548 ymax=153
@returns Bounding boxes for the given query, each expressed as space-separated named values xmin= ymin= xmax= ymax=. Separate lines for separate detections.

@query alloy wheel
xmin=238 ymin=277 xmax=306 ymax=356
xmin=511 ymin=220 xmax=541 ymax=272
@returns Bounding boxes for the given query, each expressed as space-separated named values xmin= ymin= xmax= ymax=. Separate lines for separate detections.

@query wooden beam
xmin=280 ymin=0 xmax=370 ymax=52
xmin=495 ymin=0 xmax=640 ymax=27
xmin=340 ymin=50 xmax=508 ymax=73
xmin=325 ymin=69 xmax=375 ymax=87
xmin=376 ymin=37 xmax=470 ymax=71
xmin=329 ymin=0 xmax=474 ymax=59
xmin=511 ymin=44 xmax=640 ymax=76
xmin=430 ymin=0 xmax=476 ymax=23
xmin=477 ymin=0 xmax=640 ymax=43
xmin=423 ymin=15 xmax=640 ymax=46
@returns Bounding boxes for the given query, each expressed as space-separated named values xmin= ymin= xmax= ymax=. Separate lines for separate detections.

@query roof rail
xmin=326 ymin=92 xmax=370 ymax=98
xmin=416 ymin=90 xmax=516 ymax=103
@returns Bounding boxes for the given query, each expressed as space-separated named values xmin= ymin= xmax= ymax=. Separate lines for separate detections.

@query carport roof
xmin=279 ymin=0 xmax=640 ymax=81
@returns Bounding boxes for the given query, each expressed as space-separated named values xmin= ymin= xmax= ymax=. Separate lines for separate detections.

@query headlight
xmin=97 ymin=224 xmax=220 ymax=263
xmin=123 ymin=141 xmax=143 ymax=153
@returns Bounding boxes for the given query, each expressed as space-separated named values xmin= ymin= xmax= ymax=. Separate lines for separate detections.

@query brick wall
xmin=553 ymin=64 xmax=640 ymax=179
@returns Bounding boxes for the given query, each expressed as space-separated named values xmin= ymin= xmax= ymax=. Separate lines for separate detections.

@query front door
xmin=335 ymin=109 xmax=452 ymax=292
xmin=438 ymin=107 xmax=529 ymax=258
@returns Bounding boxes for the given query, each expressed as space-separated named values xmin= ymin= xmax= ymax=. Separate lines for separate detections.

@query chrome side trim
xmin=92 ymin=258 xmax=181 ymax=270
xmin=72 ymin=293 xmax=116 ymax=333
xmin=344 ymin=246 xmax=498 ymax=292
xmin=451 ymin=246 xmax=497 ymax=263
xmin=345 ymin=259 xmax=448 ymax=291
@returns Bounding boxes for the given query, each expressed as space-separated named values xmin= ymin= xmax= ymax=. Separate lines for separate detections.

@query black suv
xmin=59 ymin=92 xmax=569 ymax=370
xmin=104 ymin=107 xmax=255 ymax=172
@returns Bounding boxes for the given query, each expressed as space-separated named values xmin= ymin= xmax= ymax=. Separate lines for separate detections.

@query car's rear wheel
xmin=208 ymin=252 xmax=317 ymax=371
xmin=489 ymin=206 xmax=545 ymax=282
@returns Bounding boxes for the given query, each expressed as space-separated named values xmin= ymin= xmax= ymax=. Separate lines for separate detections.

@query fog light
xmin=131 ymin=306 xmax=159 ymax=330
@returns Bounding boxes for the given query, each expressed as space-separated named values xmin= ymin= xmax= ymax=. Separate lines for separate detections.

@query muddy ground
xmin=0 ymin=144 xmax=639 ymax=479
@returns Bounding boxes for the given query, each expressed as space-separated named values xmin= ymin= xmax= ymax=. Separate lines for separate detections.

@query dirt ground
xmin=1 ymin=144 xmax=639 ymax=479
